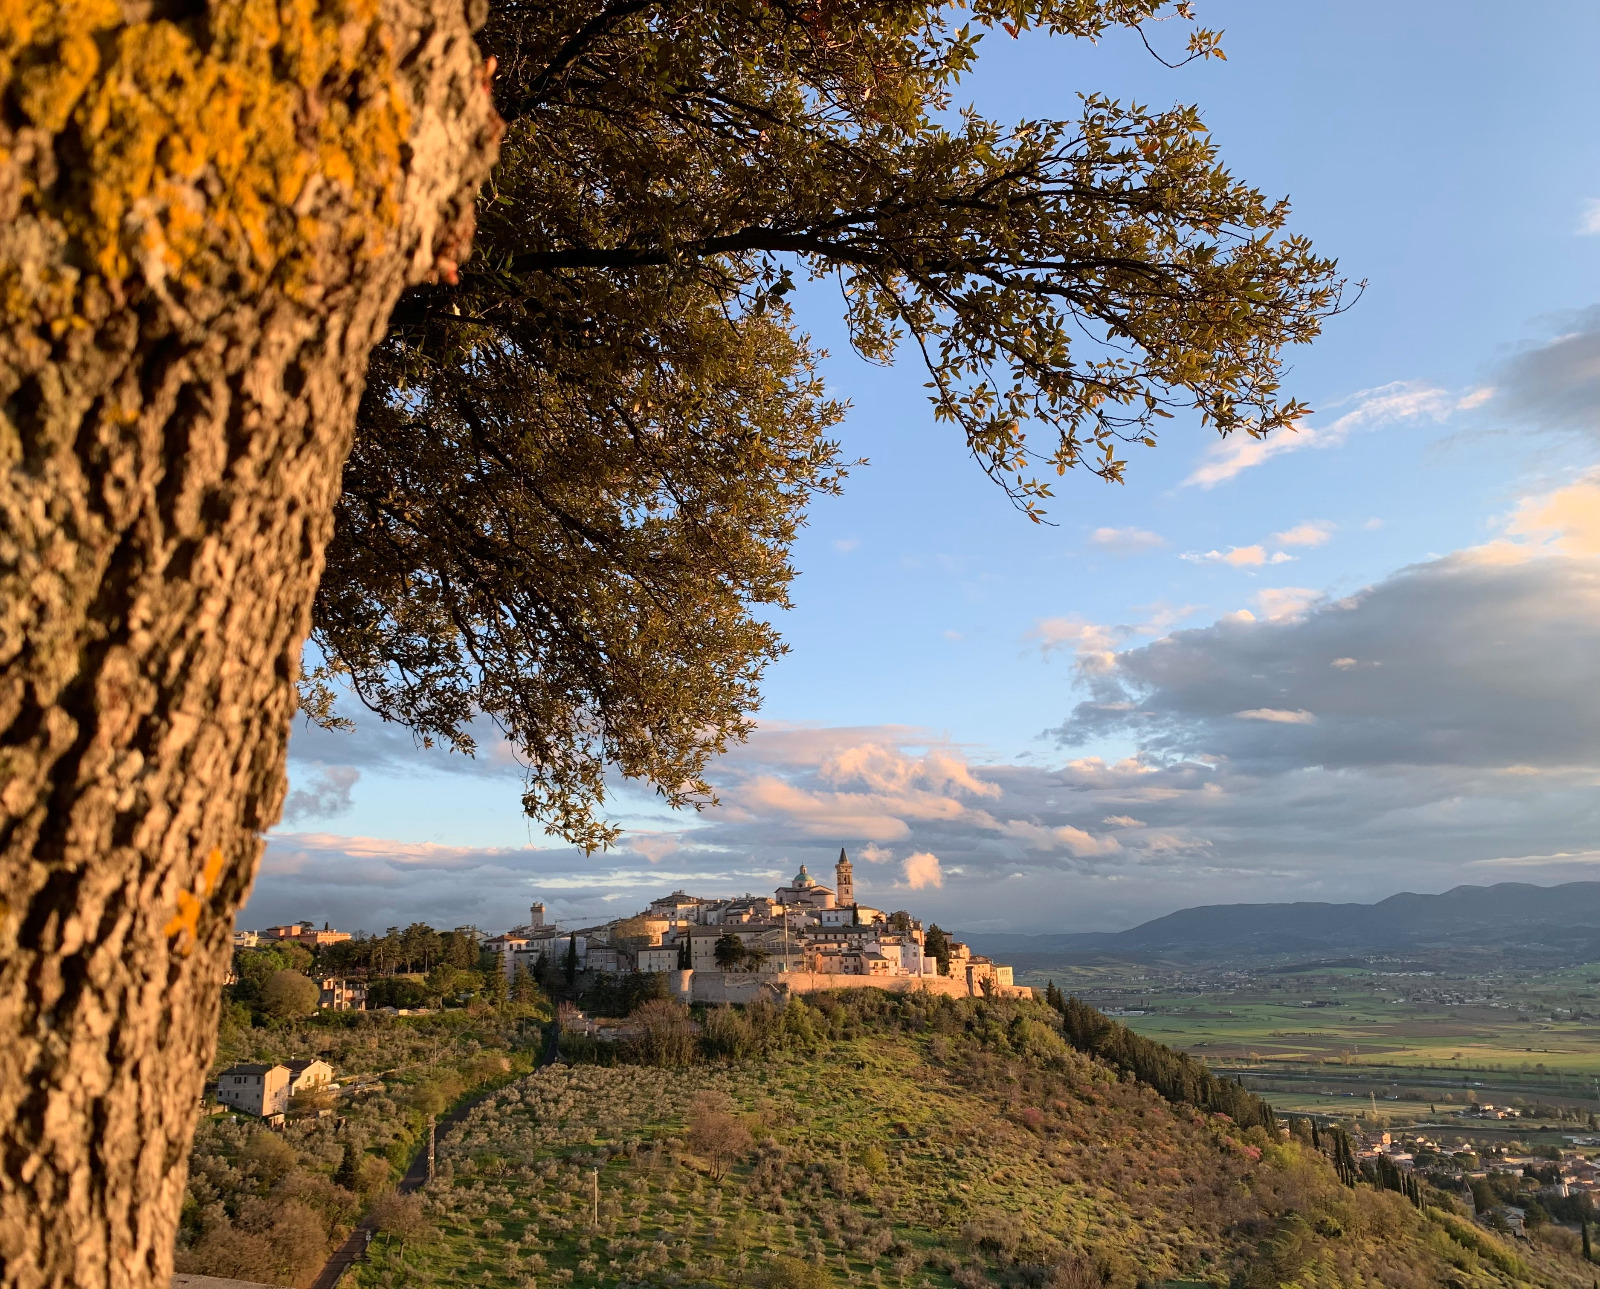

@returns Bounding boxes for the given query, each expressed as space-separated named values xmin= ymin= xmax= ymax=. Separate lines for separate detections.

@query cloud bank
xmin=253 ymin=479 xmax=1600 ymax=936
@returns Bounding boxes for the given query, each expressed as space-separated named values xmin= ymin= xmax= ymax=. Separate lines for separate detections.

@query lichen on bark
xmin=0 ymin=1 xmax=500 ymax=1285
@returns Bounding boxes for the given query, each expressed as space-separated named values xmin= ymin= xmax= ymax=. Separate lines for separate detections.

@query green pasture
xmin=1008 ymin=962 xmax=1600 ymax=1079
xmin=1117 ymin=1007 xmax=1600 ymax=1074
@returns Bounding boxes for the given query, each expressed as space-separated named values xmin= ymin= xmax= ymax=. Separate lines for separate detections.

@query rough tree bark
xmin=0 ymin=2 xmax=500 ymax=1286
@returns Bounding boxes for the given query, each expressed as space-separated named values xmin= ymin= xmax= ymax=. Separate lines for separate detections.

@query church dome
xmin=792 ymin=865 xmax=816 ymax=887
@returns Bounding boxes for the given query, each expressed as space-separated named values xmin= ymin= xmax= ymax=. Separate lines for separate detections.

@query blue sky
xmin=253 ymin=0 xmax=1600 ymax=936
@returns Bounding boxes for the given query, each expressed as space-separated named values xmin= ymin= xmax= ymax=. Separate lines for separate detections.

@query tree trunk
xmin=0 ymin=3 xmax=500 ymax=1286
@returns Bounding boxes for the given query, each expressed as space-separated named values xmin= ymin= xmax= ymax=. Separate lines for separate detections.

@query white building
xmin=217 ymin=1064 xmax=291 ymax=1118
xmin=284 ymin=1058 xmax=335 ymax=1096
xmin=637 ymin=946 xmax=680 ymax=973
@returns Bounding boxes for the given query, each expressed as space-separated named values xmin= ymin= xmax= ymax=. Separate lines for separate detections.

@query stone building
xmin=216 ymin=1063 xmax=292 ymax=1119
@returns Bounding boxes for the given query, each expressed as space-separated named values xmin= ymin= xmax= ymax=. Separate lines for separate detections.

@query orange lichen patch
xmin=163 ymin=847 xmax=227 ymax=957
xmin=164 ymin=890 xmax=203 ymax=957
xmin=199 ymin=846 xmax=226 ymax=897
xmin=3 ymin=0 xmax=412 ymax=311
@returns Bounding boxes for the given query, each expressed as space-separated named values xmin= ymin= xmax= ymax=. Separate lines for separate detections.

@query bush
xmin=704 ymin=1005 xmax=756 ymax=1060
xmin=763 ymin=1255 xmax=834 ymax=1289
xmin=371 ymin=1190 xmax=431 ymax=1244
xmin=628 ymin=998 xmax=699 ymax=1067
xmin=174 ymin=1196 xmax=332 ymax=1287
xmin=367 ymin=976 xmax=430 ymax=1010
xmin=407 ymin=1071 xmax=466 ymax=1117
xmin=262 ymin=970 xmax=320 ymax=1021
xmin=689 ymin=1091 xmax=753 ymax=1181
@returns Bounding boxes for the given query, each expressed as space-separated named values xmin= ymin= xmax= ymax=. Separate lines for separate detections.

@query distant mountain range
xmin=964 ymin=881 xmax=1600 ymax=966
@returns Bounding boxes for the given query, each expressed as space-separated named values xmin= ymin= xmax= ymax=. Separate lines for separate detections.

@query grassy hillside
xmin=354 ymin=992 xmax=1597 ymax=1289
xmin=176 ymin=1004 xmax=547 ymax=1287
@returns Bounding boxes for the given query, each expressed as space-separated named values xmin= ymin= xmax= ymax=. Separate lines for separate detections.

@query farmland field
xmin=1011 ymin=960 xmax=1600 ymax=1135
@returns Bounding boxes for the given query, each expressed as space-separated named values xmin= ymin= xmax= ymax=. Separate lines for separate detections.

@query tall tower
xmin=529 ymin=902 xmax=546 ymax=928
xmin=834 ymin=848 xmax=854 ymax=906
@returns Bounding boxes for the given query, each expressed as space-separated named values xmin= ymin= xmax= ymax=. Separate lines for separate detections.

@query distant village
xmin=234 ymin=848 xmax=1030 ymax=1013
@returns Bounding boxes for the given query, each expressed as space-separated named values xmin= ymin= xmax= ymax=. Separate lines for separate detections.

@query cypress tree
xmin=1582 ymin=1222 xmax=1592 ymax=1262
xmin=335 ymin=1141 xmax=359 ymax=1191
xmin=482 ymin=957 xmax=509 ymax=1007
xmin=565 ymin=934 xmax=579 ymax=985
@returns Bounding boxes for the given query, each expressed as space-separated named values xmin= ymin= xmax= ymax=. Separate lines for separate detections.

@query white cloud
xmin=1026 ymin=615 xmax=1119 ymax=671
xmin=625 ymin=832 xmax=681 ymax=863
xmin=1089 ymin=526 xmax=1166 ymax=554
xmin=1272 ymin=521 xmax=1335 ymax=547
xmin=1330 ymin=657 xmax=1358 ymax=670
xmin=1467 ymin=849 xmax=1600 ymax=868
xmin=1256 ymin=587 xmax=1321 ymax=622
xmin=1503 ymin=471 xmax=1600 ymax=556
xmin=1130 ymin=602 xmax=1201 ymax=636
xmin=902 ymin=852 xmax=944 ymax=889
xmin=1234 ymin=708 xmax=1317 ymax=724
xmin=1180 ymin=545 xmax=1293 ymax=567
xmin=1102 ymin=815 xmax=1146 ymax=827
xmin=997 ymin=819 xmax=1122 ymax=856
xmin=833 ymin=537 xmax=859 ymax=553
xmin=1183 ymin=382 xmax=1457 ymax=488
xmin=1580 ymin=199 xmax=1600 ymax=236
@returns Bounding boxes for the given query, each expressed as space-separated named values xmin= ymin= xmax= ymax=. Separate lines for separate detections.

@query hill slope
xmin=354 ymin=991 xmax=1596 ymax=1289
xmin=966 ymin=882 xmax=1600 ymax=964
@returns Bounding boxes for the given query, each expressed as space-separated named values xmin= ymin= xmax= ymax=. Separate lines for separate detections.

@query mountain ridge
xmin=963 ymin=880 xmax=1600 ymax=963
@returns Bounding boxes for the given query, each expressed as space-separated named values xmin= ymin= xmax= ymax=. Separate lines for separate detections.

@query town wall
xmin=674 ymin=969 xmax=1030 ymax=1005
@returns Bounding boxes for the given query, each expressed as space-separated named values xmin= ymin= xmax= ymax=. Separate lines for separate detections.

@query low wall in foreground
xmin=673 ymin=969 xmax=1031 ymax=1006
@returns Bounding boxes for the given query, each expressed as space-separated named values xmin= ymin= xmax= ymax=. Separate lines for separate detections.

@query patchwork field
xmin=1011 ymin=961 xmax=1600 ymax=1134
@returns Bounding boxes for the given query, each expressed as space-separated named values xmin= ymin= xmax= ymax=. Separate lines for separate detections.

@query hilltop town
xmin=483 ymin=849 xmax=1029 ymax=1005
xmin=234 ymin=849 xmax=1028 ymax=1015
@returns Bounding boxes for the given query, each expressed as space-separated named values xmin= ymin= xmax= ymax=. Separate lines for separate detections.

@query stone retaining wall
xmin=671 ymin=969 xmax=1031 ymax=1005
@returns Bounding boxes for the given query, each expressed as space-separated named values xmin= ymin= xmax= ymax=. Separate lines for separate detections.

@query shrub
xmin=262 ymin=970 xmax=321 ymax=1021
xmin=629 ymin=999 xmax=699 ymax=1068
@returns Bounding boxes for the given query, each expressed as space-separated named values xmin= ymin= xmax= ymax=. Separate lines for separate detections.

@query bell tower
xmin=834 ymin=848 xmax=854 ymax=906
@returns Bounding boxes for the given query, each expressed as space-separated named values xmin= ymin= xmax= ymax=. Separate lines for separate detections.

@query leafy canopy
xmin=307 ymin=0 xmax=1344 ymax=848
